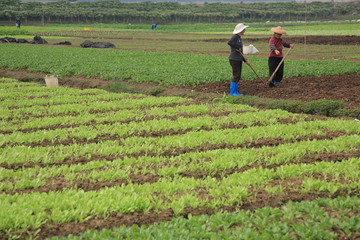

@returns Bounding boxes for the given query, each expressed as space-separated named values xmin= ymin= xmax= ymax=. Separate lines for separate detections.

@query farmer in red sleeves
xmin=268 ymin=26 xmax=294 ymax=87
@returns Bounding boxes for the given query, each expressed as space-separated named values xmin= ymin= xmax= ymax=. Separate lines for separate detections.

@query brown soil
xmin=52 ymin=34 xmax=360 ymax=46
xmin=191 ymin=73 xmax=360 ymax=109
xmin=1 ymin=69 xmax=359 ymax=109
xmin=212 ymin=35 xmax=360 ymax=45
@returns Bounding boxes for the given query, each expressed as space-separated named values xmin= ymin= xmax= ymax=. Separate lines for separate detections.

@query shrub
xmin=303 ymin=99 xmax=345 ymax=116
xmin=146 ymin=87 xmax=165 ymax=96
xmin=18 ymin=76 xmax=43 ymax=83
xmin=268 ymin=99 xmax=304 ymax=113
xmin=331 ymin=108 xmax=352 ymax=117
xmin=105 ymin=81 xmax=139 ymax=93
xmin=218 ymin=95 xmax=352 ymax=118
xmin=227 ymin=95 xmax=260 ymax=105
xmin=352 ymin=108 xmax=360 ymax=119
xmin=172 ymin=91 xmax=203 ymax=98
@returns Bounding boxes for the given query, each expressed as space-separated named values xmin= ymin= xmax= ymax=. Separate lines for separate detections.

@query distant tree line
xmin=1 ymin=0 xmax=358 ymax=24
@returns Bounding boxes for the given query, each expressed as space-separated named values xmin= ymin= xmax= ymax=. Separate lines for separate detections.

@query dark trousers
xmin=268 ymin=57 xmax=284 ymax=82
xmin=229 ymin=60 xmax=242 ymax=83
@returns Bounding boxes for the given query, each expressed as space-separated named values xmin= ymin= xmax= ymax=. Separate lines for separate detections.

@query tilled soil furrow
xmin=2 ymin=145 xmax=358 ymax=195
xmin=1 ymin=189 xmax=357 ymax=240
xmin=0 ymin=110 xmax=249 ymax=135
xmin=0 ymin=130 xmax=350 ymax=170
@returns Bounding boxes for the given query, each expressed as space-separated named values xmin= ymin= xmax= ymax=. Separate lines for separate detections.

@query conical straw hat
xmin=270 ymin=26 xmax=287 ymax=34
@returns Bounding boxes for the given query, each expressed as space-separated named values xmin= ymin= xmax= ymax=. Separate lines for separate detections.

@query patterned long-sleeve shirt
xmin=269 ymin=36 xmax=290 ymax=57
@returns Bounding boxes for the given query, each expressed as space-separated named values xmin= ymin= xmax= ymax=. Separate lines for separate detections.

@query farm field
xmin=1 ymin=77 xmax=360 ymax=239
xmin=2 ymin=22 xmax=360 ymax=59
xmin=0 ymin=22 xmax=360 ymax=239
xmin=0 ymin=22 xmax=360 ymax=109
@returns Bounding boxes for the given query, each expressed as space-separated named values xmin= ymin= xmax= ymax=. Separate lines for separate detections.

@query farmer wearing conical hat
xmin=227 ymin=23 xmax=250 ymax=96
xmin=268 ymin=26 xmax=294 ymax=87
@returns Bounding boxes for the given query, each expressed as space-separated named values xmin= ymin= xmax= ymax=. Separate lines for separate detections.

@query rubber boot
xmin=274 ymin=81 xmax=282 ymax=85
xmin=230 ymin=82 xmax=242 ymax=96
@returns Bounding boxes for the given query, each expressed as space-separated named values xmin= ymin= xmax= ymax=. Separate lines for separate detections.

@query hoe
xmin=238 ymin=50 xmax=263 ymax=81
xmin=268 ymin=47 xmax=292 ymax=86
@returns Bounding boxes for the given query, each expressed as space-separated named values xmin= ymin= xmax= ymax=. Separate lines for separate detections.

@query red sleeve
xmin=269 ymin=37 xmax=276 ymax=45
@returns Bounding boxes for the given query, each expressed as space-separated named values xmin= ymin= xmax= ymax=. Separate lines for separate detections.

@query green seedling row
xmin=2 ymin=117 xmax=359 ymax=166
xmin=1 ymin=78 xmax=359 ymax=239
xmin=51 ymin=196 xmax=360 ymax=240
xmin=0 ymin=80 xmax=105 ymax=95
xmin=1 ymin=88 xmax=256 ymax=131
xmin=1 ymin=95 xmax=188 ymax=121
xmin=121 ymin=119 xmax=360 ymax=149
xmin=0 ymin=45 xmax=359 ymax=87
xmin=1 ymin=135 xmax=359 ymax=192
xmin=1 ymin=103 xmax=257 ymax=132
xmin=0 ymin=109 xmax=298 ymax=146
xmin=1 ymin=90 xmax=145 ymax=109
xmin=1 ymin=157 xmax=359 ymax=236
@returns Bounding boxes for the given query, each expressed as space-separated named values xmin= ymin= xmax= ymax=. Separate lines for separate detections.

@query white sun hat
xmin=233 ymin=23 xmax=249 ymax=34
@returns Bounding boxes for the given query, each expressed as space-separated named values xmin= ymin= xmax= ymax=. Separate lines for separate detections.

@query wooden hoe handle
xmin=237 ymin=50 xmax=263 ymax=81
xmin=268 ymin=48 xmax=292 ymax=83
